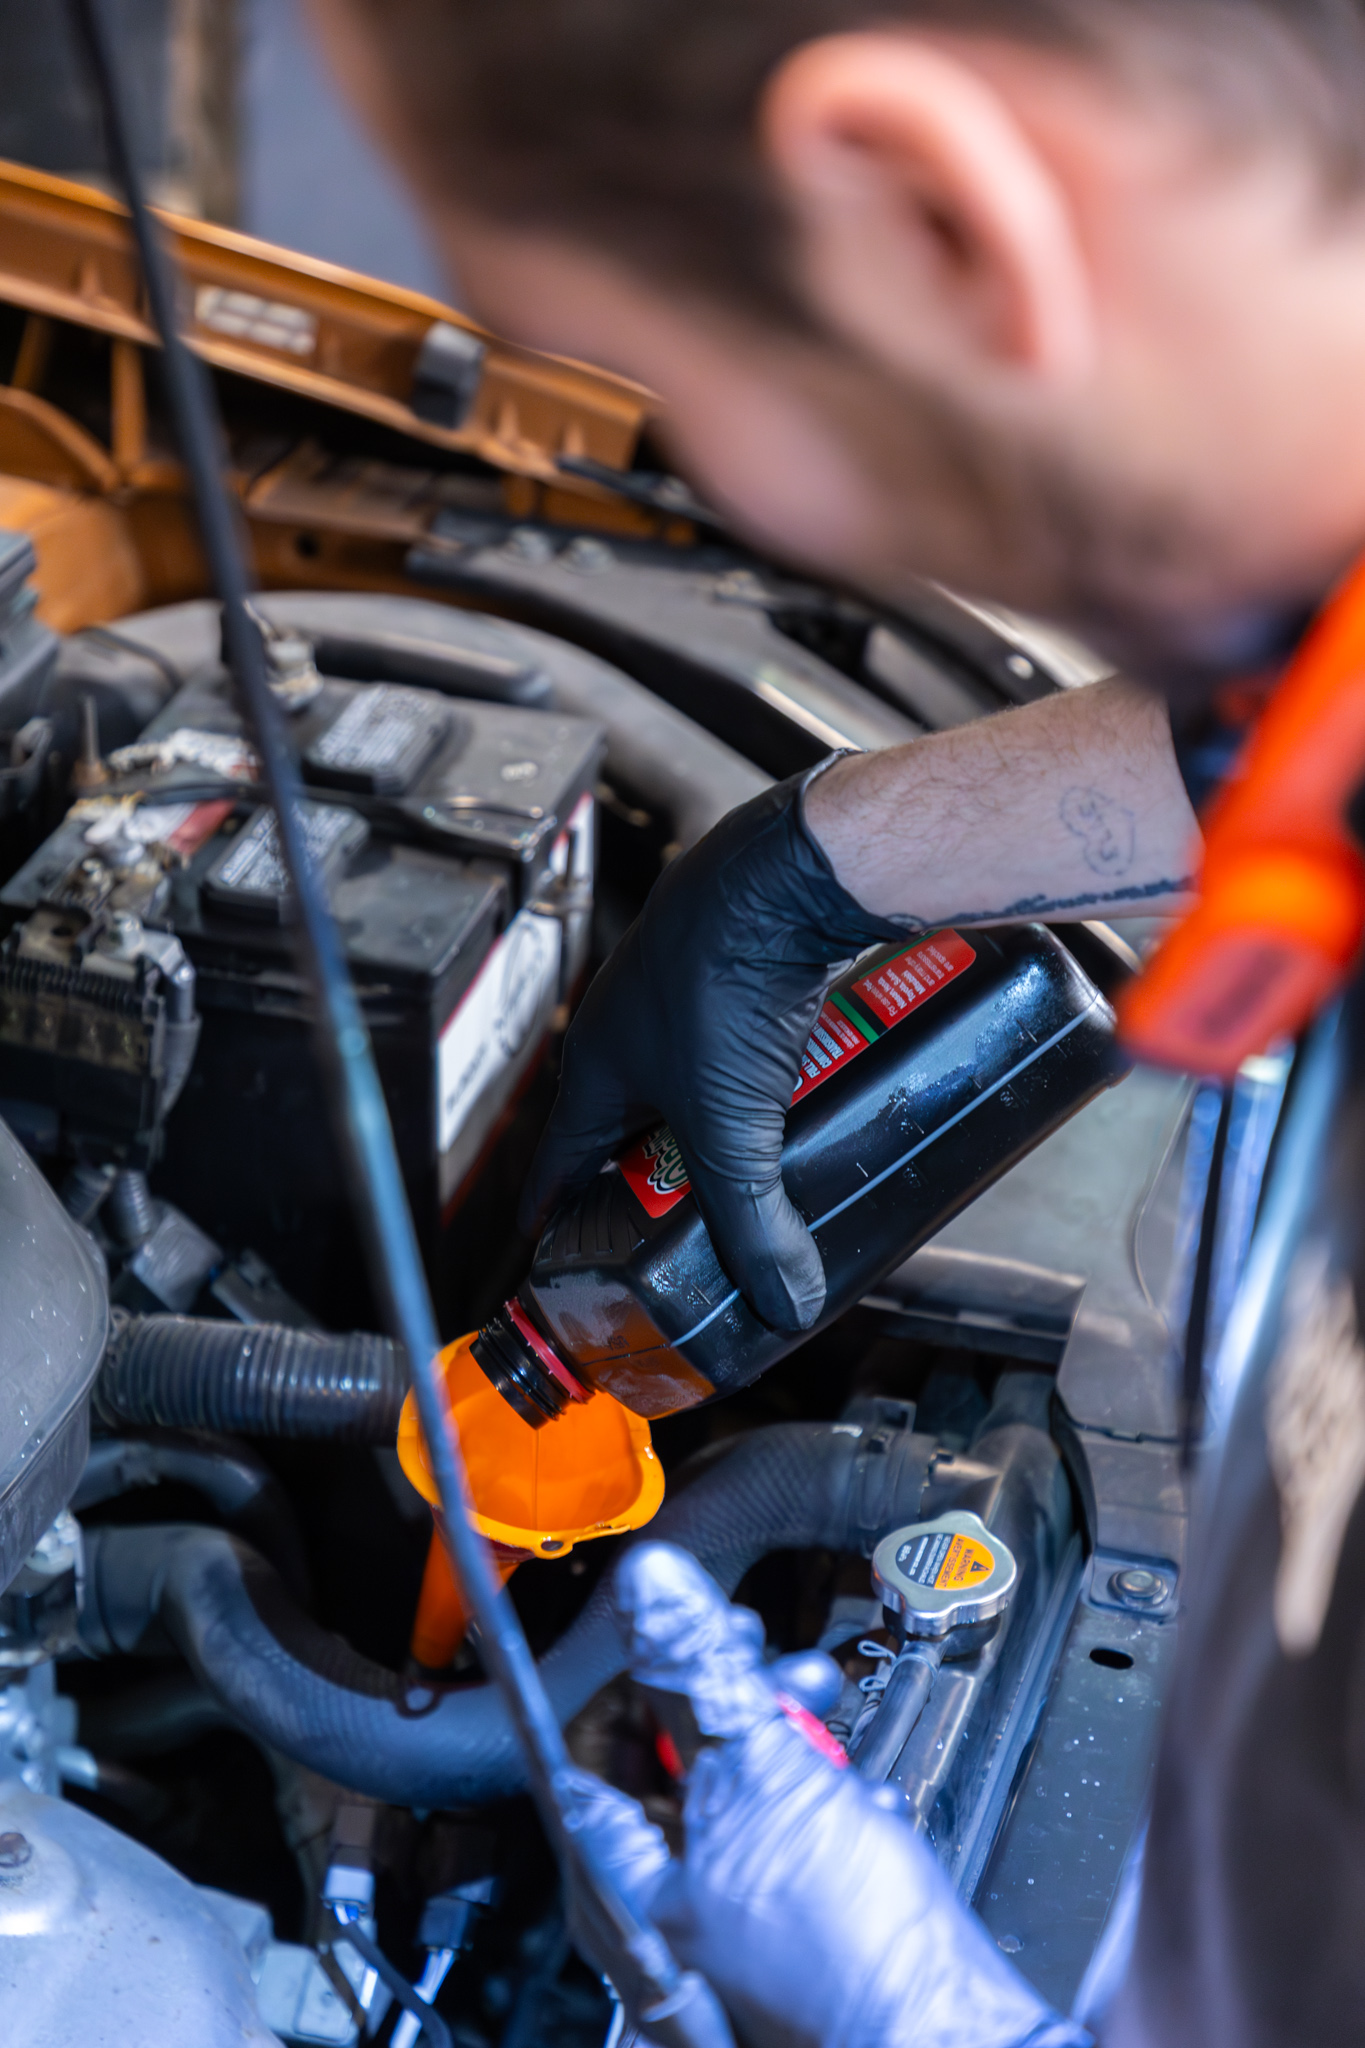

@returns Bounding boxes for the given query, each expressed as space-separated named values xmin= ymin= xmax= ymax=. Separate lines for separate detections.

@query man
xmin=306 ymin=5 xmax=1365 ymax=2042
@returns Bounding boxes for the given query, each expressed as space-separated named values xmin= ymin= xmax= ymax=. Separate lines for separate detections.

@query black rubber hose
xmin=80 ymin=1417 xmax=937 ymax=1808
xmin=105 ymin=1169 xmax=157 ymax=1250
xmin=79 ymin=1671 xmax=239 ymax=1761
xmin=92 ymin=1311 xmax=407 ymax=1442
xmin=74 ymin=1432 xmax=313 ymax=1603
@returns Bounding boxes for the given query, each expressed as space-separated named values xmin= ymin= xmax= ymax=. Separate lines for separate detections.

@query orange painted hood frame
xmin=0 ymin=157 xmax=654 ymax=485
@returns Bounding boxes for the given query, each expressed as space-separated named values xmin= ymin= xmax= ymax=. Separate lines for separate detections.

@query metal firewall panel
xmin=923 ymin=1065 xmax=1195 ymax=1441
xmin=973 ymin=1599 xmax=1178 ymax=2011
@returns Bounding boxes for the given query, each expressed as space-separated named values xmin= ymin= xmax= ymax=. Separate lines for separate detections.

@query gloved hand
xmin=565 ymin=1542 xmax=1091 ymax=2048
xmin=520 ymin=763 xmax=909 ymax=1332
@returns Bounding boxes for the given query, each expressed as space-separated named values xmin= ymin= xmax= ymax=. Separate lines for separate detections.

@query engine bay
xmin=0 ymin=159 xmax=1289 ymax=2048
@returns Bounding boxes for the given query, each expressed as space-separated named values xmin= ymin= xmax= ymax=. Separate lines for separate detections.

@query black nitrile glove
xmin=520 ymin=760 xmax=910 ymax=1332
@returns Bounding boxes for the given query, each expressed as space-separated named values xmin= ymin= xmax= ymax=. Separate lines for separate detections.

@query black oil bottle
xmin=473 ymin=925 xmax=1122 ymax=1424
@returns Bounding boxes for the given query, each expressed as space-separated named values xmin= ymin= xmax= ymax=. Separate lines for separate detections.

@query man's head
xmin=310 ymin=0 xmax=1365 ymax=671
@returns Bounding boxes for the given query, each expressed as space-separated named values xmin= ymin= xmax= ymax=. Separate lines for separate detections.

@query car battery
xmin=0 ymin=671 xmax=604 ymax=1328
xmin=130 ymin=659 xmax=602 ymax=993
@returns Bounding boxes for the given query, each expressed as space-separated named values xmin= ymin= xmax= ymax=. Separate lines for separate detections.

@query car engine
xmin=0 ymin=158 xmax=1289 ymax=2048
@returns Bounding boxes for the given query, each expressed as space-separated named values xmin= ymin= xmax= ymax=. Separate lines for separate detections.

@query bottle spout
xmin=470 ymin=1297 xmax=589 ymax=1426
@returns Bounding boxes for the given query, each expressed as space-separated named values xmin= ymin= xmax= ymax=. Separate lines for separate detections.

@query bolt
xmin=1006 ymin=653 xmax=1035 ymax=680
xmin=0 ymin=1832 xmax=32 ymax=1869
xmin=561 ymin=536 xmax=614 ymax=574
xmin=504 ymin=527 xmax=554 ymax=565
xmin=1110 ymin=1567 xmax=1169 ymax=1608
xmin=711 ymin=569 xmax=767 ymax=603
xmin=105 ymin=910 xmax=141 ymax=958
xmin=268 ymin=633 xmax=313 ymax=678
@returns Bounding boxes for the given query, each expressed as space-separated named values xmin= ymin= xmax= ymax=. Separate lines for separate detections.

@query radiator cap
xmin=872 ymin=1510 xmax=1017 ymax=1639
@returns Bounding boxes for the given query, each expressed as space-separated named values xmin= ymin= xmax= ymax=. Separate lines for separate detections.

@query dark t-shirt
xmin=1109 ymin=996 xmax=1365 ymax=2046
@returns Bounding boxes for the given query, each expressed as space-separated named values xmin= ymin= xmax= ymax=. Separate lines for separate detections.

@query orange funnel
xmin=397 ymin=1331 xmax=665 ymax=1668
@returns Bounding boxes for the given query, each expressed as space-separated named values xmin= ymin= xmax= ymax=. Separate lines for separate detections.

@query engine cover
xmin=0 ymin=1779 xmax=278 ymax=2047
xmin=0 ymin=1117 xmax=106 ymax=1593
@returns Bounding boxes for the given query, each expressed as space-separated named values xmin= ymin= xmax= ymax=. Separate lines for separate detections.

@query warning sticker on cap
xmin=896 ymin=1528 xmax=996 ymax=1591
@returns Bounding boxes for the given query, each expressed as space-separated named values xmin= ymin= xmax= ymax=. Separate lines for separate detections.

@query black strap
xmin=1182 ymin=1081 xmax=1235 ymax=1468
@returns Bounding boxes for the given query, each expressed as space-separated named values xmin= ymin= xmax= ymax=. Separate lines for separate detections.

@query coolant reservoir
xmin=396 ymin=1331 xmax=663 ymax=1666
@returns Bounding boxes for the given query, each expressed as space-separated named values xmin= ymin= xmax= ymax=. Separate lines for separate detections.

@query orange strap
xmin=1120 ymin=554 xmax=1365 ymax=1075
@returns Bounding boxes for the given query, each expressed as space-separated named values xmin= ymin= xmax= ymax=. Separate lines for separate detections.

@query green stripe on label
xmin=829 ymin=991 xmax=881 ymax=1044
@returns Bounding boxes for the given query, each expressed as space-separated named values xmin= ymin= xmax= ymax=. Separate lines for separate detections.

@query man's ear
xmin=760 ymin=34 xmax=1096 ymax=393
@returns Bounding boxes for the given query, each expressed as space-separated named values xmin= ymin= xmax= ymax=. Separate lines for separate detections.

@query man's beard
xmin=781 ymin=334 xmax=1321 ymax=713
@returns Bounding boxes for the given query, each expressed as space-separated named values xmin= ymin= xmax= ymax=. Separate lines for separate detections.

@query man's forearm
xmin=805 ymin=678 xmax=1199 ymax=926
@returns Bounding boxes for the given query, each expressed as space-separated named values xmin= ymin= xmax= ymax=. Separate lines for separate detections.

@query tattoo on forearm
xmin=1060 ymin=787 xmax=1136 ymax=878
xmin=897 ymin=873 xmax=1195 ymax=929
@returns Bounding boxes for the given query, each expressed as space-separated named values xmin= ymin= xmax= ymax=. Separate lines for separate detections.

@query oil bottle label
xmin=618 ymin=930 xmax=975 ymax=1219
xmin=621 ymin=1125 xmax=693 ymax=1219
xmin=790 ymin=998 xmax=872 ymax=1098
xmin=847 ymin=930 xmax=978 ymax=1029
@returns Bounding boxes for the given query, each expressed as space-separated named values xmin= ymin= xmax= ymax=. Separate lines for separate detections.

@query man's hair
xmin=346 ymin=0 xmax=1365 ymax=321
